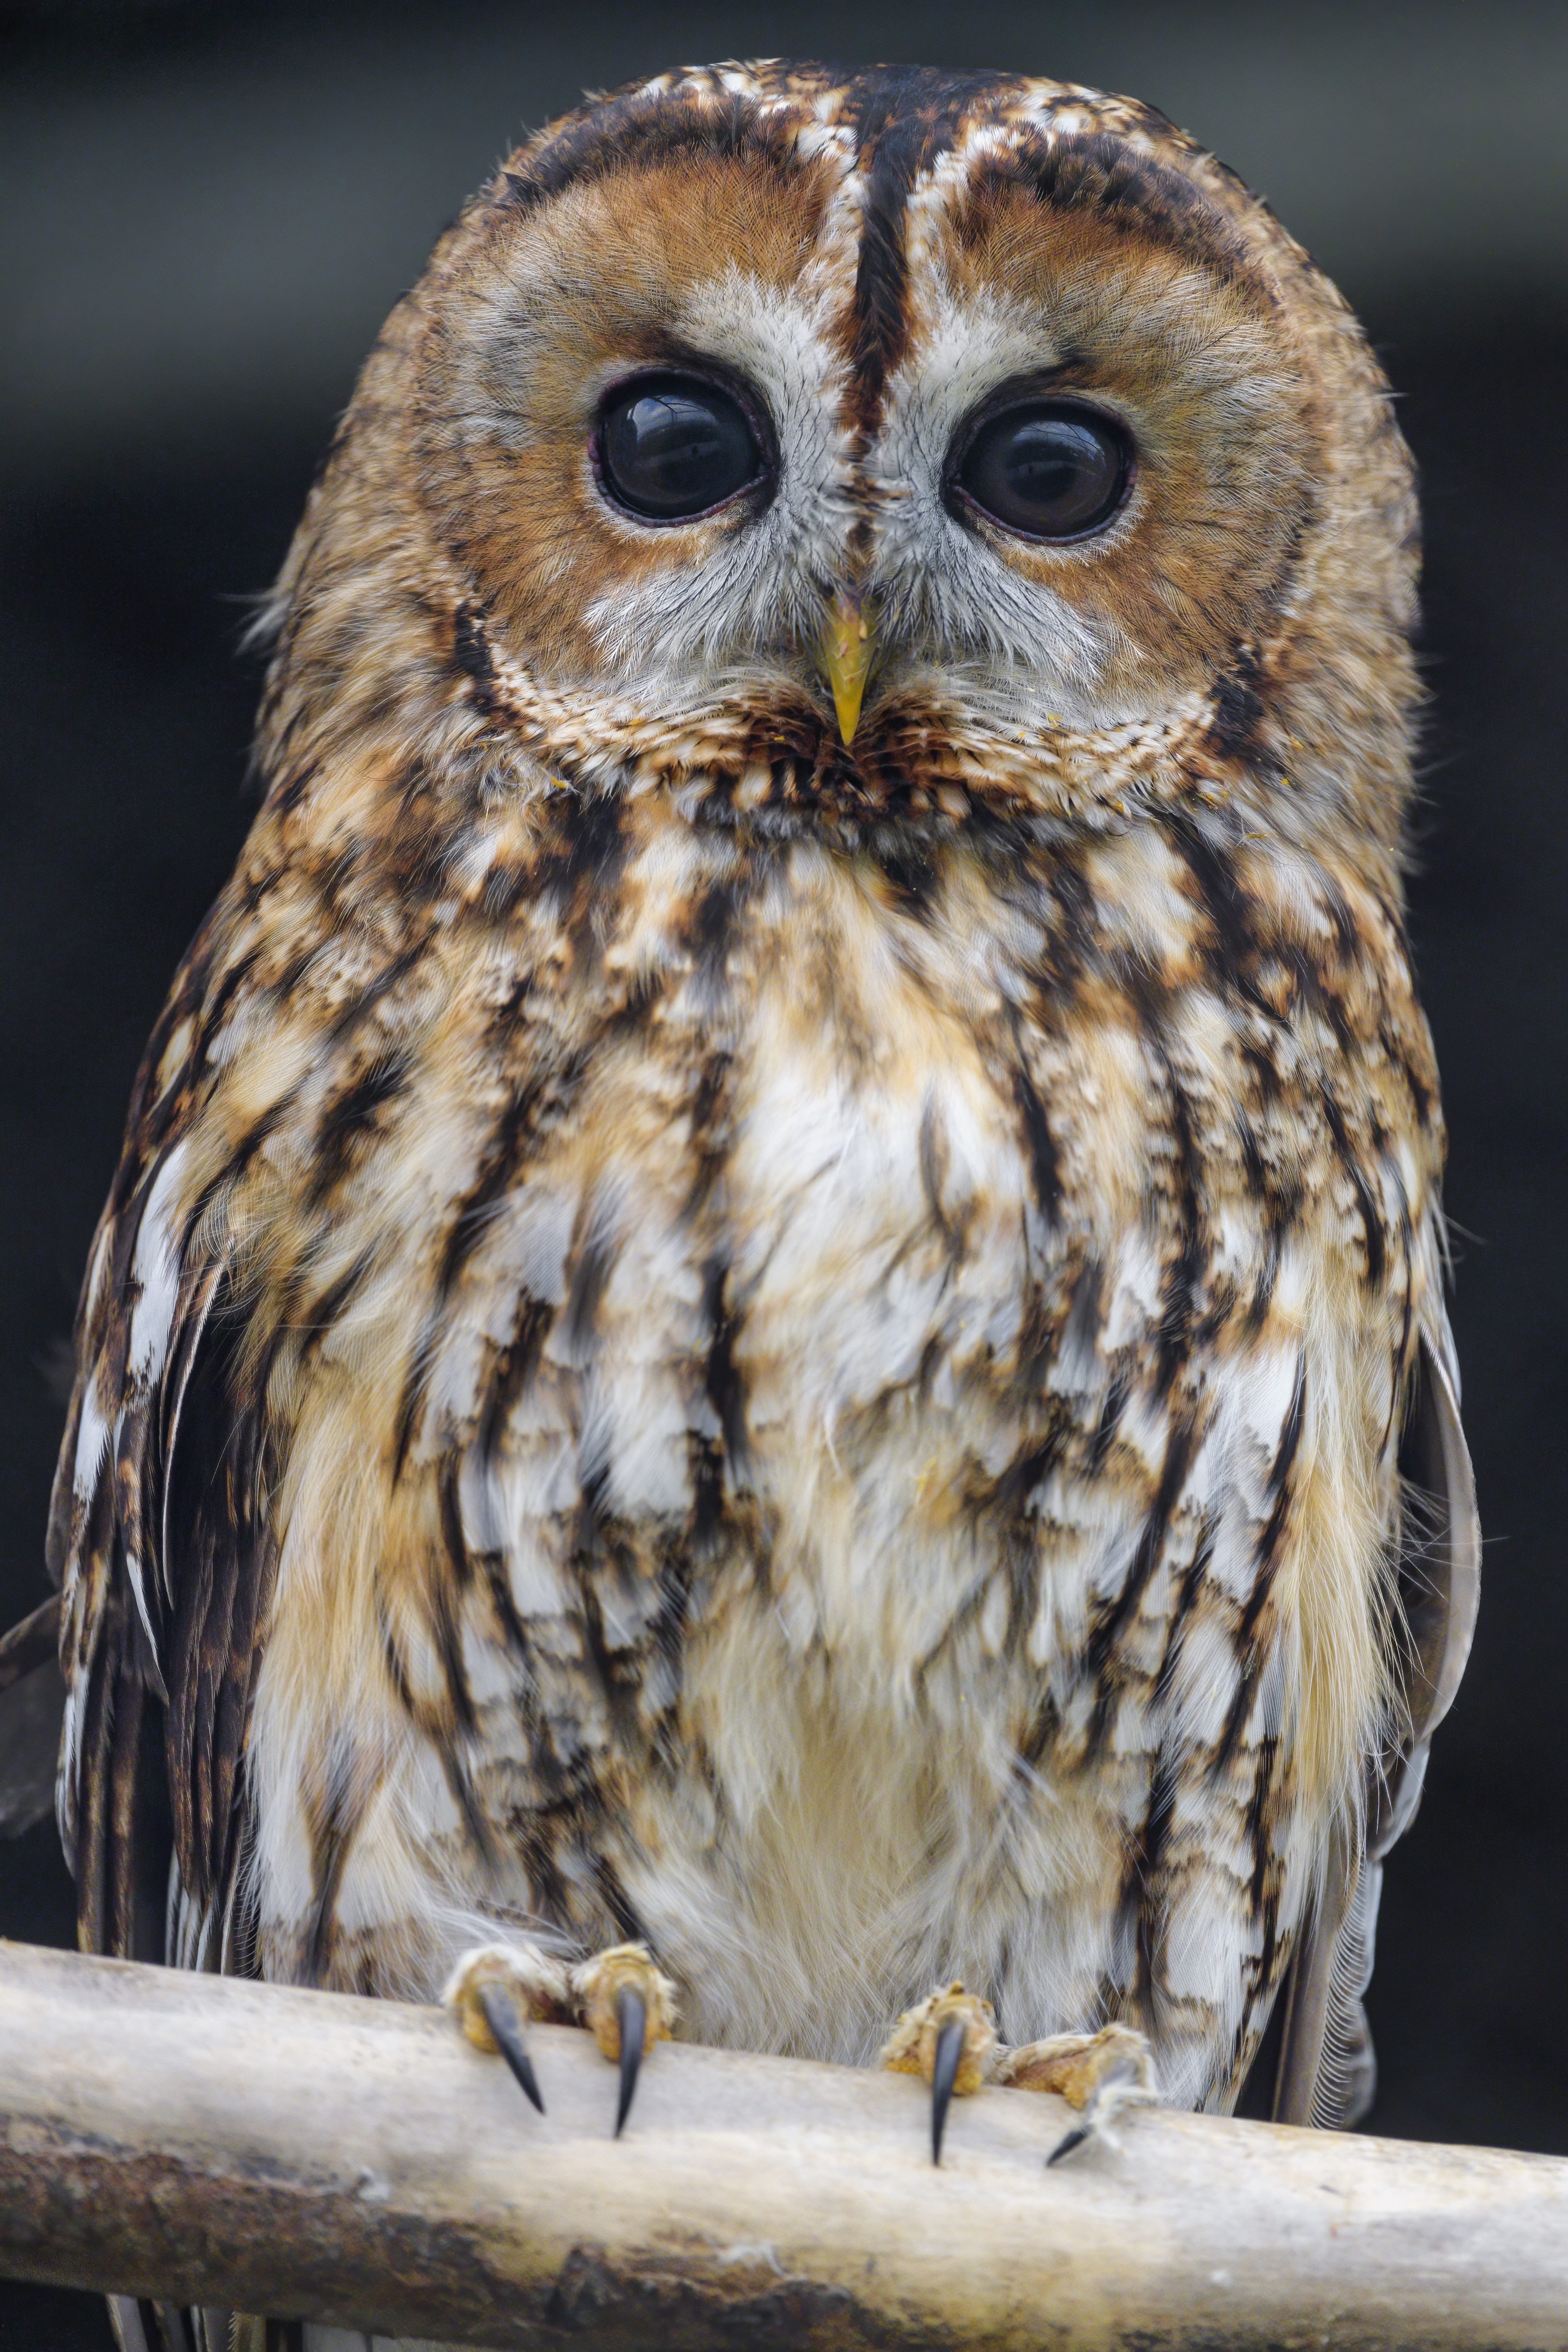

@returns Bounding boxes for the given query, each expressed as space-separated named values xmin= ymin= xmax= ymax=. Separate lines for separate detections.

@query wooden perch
xmin=0 ymin=1940 xmax=1564 ymax=2350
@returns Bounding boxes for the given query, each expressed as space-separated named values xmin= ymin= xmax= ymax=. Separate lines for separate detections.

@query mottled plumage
xmin=52 ymin=59 xmax=1477 ymax=2343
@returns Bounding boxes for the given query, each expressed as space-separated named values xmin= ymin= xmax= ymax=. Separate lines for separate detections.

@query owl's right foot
xmin=444 ymin=1941 xmax=571 ymax=2113
xmin=572 ymin=1941 xmax=679 ymax=2135
xmin=444 ymin=1937 xmax=678 ymax=2134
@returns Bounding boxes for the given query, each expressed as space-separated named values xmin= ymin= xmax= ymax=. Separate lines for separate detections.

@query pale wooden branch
xmin=0 ymin=1939 xmax=1563 ymax=2350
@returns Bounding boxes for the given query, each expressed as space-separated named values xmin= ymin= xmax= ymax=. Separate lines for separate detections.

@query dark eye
xmin=597 ymin=373 xmax=767 ymax=521
xmin=953 ymin=401 xmax=1131 ymax=541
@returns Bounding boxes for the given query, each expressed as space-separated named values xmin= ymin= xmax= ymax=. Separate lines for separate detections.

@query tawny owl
xmin=50 ymin=56 xmax=1479 ymax=2345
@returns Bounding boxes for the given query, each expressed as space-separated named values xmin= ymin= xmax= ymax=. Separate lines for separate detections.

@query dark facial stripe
xmin=841 ymin=68 xmax=1002 ymax=437
xmin=495 ymin=58 xmax=1014 ymax=459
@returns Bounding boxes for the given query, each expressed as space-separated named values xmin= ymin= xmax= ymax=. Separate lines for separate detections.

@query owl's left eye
xmin=596 ymin=374 xmax=769 ymax=522
xmin=950 ymin=400 xmax=1131 ymax=542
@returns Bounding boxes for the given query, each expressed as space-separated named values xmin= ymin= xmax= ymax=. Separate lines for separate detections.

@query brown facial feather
xmin=52 ymin=61 xmax=1468 ymax=2154
xmin=928 ymin=184 xmax=1321 ymax=681
xmin=418 ymin=149 xmax=842 ymax=676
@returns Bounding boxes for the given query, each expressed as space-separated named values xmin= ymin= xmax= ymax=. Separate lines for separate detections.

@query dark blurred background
xmin=1 ymin=1 xmax=1564 ymax=2340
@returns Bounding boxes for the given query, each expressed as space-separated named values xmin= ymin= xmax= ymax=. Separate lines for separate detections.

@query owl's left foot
xmin=571 ymin=1940 xmax=679 ymax=2135
xmin=996 ymin=2023 xmax=1158 ymax=2163
xmin=880 ymin=1981 xmax=998 ymax=2163
xmin=881 ymin=1993 xmax=1157 ymax=2167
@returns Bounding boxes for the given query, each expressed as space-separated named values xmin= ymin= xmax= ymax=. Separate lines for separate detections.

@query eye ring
xmin=593 ymin=368 xmax=775 ymax=525
xmin=947 ymin=396 xmax=1134 ymax=544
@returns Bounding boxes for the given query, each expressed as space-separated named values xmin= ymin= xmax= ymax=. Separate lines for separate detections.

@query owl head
xmin=260 ymin=62 xmax=1418 ymax=842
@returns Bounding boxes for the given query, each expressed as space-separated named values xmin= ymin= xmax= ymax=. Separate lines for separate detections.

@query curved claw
xmin=931 ymin=2013 xmax=966 ymax=2165
xmin=477 ymin=1981 xmax=546 ymax=2115
xmin=1046 ymin=2123 xmax=1089 ymax=2167
xmin=615 ymin=1984 xmax=646 ymax=2137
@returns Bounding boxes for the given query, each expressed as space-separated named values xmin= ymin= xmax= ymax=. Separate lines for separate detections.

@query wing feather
xmin=1266 ymin=1315 xmax=1480 ymax=2126
xmin=54 ymin=1079 xmax=274 ymax=1973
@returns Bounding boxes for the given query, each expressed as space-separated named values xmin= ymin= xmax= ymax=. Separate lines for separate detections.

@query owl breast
xmin=234 ymin=787 xmax=1431 ymax=2109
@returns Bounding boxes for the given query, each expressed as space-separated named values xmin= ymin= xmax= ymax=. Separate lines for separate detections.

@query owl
xmin=50 ymin=57 xmax=1479 ymax=2350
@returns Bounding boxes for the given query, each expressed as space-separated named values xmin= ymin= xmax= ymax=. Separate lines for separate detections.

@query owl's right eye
xmin=596 ymin=374 xmax=769 ymax=522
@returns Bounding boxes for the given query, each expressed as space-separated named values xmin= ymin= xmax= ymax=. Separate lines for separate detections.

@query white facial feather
xmin=873 ymin=278 xmax=1124 ymax=697
xmin=582 ymin=265 xmax=858 ymax=688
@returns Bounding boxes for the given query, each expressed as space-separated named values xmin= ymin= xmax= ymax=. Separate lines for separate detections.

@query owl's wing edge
xmin=50 ymin=1109 xmax=271 ymax=1978
xmin=1266 ymin=1317 xmax=1481 ymax=2129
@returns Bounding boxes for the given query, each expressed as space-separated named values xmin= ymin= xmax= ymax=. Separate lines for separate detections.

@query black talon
xmin=1047 ymin=2124 xmax=1088 ymax=2167
xmin=615 ymin=1985 xmax=646 ymax=2137
xmin=478 ymin=1981 xmax=546 ymax=2115
xmin=931 ymin=2014 xmax=966 ymax=2166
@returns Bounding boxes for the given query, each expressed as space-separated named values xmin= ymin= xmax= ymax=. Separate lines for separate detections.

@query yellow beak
xmin=818 ymin=592 xmax=875 ymax=744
